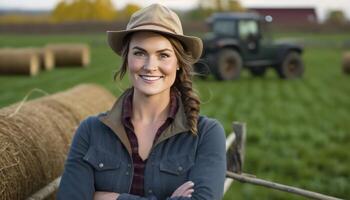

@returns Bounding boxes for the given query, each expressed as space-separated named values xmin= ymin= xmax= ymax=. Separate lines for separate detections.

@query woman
xmin=58 ymin=4 xmax=226 ymax=200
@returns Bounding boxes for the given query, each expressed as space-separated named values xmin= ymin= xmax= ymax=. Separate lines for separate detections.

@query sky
xmin=1 ymin=0 xmax=350 ymax=21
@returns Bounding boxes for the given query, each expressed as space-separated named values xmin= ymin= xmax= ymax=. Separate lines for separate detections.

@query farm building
xmin=248 ymin=7 xmax=318 ymax=26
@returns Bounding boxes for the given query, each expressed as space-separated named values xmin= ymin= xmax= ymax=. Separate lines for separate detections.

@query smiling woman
xmin=57 ymin=3 xmax=227 ymax=200
xmin=127 ymin=32 xmax=178 ymax=98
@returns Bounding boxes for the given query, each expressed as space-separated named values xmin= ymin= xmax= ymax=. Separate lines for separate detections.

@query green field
xmin=0 ymin=33 xmax=349 ymax=199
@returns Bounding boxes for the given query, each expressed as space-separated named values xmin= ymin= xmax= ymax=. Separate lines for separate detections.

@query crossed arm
xmin=57 ymin=117 xmax=226 ymax=200
xmin=94 ymin=181 xmax=194 ymax=200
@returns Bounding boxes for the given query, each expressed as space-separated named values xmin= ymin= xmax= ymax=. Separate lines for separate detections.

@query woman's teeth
xmin=140 ymin=75 xmax=162 ymax=81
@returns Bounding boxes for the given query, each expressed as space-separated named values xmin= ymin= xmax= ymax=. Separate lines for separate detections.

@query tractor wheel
xmin=214 ymin=49 xmax=242 ymax=80
xmin=249 ymin=66 xmax=266 ymax=77
xmin=276 ymin=52 xmax=304 ymax=79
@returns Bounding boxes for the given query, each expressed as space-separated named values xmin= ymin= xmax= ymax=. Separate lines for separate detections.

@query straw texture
xmin=0 ymin=84 xmax=116 ymax=200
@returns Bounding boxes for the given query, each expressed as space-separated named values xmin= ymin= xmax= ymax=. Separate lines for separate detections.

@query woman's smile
xmin=138 ymin=74 xmax=164 ymax=82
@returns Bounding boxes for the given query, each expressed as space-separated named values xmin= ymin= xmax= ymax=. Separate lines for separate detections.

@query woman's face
xmin=127 ymin=31 xmax=178 ymax=97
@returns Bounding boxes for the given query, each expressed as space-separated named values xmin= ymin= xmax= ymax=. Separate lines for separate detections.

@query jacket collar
xmin=98 ymin=89 xmax=189 ymax=155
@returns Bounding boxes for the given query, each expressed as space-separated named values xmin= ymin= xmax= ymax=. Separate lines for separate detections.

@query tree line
xmin=51 ymin=0 xmax=141 ymax=22
xmin=51 ymin=0 xmax=246 ymax=22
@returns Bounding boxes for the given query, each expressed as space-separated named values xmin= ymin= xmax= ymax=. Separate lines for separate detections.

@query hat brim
xmin=107 ymin=25 xmax=203 ymax=62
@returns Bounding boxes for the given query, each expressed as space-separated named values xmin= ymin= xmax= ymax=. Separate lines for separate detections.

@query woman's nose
xmin=143 ymin=56 xmax=158 ymax=71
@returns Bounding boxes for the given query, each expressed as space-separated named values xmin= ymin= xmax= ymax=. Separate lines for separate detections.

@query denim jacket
xmin=57 ymin=91 xmax=227 ymax=200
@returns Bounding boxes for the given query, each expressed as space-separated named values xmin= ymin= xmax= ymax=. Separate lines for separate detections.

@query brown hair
xmin=114 ymin=32 xmax=200 ymax=135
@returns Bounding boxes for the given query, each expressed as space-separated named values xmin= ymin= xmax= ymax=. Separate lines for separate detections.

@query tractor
xmin=194 ymin=12 xmax=304 ymax=80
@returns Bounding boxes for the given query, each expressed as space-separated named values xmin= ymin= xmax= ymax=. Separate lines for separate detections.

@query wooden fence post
xmin=224 ymin=122 xmax=246 ymax=194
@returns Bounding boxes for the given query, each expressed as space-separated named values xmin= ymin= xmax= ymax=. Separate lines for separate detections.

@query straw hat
xmin=107 ymin=3 xmax=203 ymax=61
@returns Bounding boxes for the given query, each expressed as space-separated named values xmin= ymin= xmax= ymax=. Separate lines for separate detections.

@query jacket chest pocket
xmin=159 ymin=155 xmax=194 ymax=195
xmin=83 ymin=147 xmax=121 ymax=191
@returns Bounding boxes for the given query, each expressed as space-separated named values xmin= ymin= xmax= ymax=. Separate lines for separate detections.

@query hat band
xmin=130 ymin=22 xmax=178 ymax=34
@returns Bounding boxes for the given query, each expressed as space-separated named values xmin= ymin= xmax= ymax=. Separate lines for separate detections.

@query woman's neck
xmin=132 ymin=90 xmax=171 ymax=124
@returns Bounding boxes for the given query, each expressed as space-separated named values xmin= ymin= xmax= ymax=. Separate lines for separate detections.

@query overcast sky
xmin=1 ymin=0 xmax=350 ymax=21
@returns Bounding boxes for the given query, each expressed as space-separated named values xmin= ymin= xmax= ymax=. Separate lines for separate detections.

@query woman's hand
xmin=171 ymin=181 xmax=195 ymax=198
xmin=94 ymin=191 xmax=119 ymax=200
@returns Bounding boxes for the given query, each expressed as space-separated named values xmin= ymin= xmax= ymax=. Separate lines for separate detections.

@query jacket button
xmin=125 ymin=171 xmax=129 ymax=176
xmin=178 ymin=166 xmax=183 ymax=171
xmin=98 ymin=163 xmax=104 ymax=168
xmin=148 ymin=189 xmax=153 ymax=194
xmin=127 ymin=164 xmax=131 ymax=168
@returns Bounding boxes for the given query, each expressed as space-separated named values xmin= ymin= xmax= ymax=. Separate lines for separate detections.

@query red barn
xmin=248 ymin=8 xmax=318 ymax=26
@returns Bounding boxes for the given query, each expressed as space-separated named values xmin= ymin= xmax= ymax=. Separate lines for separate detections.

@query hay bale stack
xmin=46 ymin=44 xmax=90 ymax=67
xmin=0 ymin=84 xmax=116 ymax=200
xmin=13 ymin=48 xmax=55 ymax=71
xmin=0 ymin=49 xmax=40 ymax=76
xmin=25 ymin=48 xmax=55 ymax=71
xmin=342 ymin=51 xmax=350 ymax=74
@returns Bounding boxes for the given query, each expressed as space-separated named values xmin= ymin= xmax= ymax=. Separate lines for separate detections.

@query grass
xmin=0 ymin=32 xmax=349 ymax=199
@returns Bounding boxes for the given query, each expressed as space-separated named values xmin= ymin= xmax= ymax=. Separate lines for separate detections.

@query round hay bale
xmin=45 ymin=84 xmax=116 ymax=121
xmin=46 ymin=44 xmax=90 ymax=67
xmin=0 ymin=103 xmax=69 ymax=200
xmin=0 ymin=84 xmax=115 ymax=200
xmin=22 ymin=48 xmax=55 ymax=71
xmin=0 ymin=48 xmax=40 ymax=76
xmin=342 ymin=51 xmax=350 ymax=74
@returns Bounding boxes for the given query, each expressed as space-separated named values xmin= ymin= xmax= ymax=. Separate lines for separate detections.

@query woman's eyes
xmin=133 ymin=51 xmax=170 ymax=59
xmin=133 ymin=51 xmax=145 ymax=57
xmin=159 ymin=53 xmax=170 ymax=59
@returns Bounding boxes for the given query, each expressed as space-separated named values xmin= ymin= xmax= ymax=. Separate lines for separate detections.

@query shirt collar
xmin=98 ymin=88 xmax=187 ymax=155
